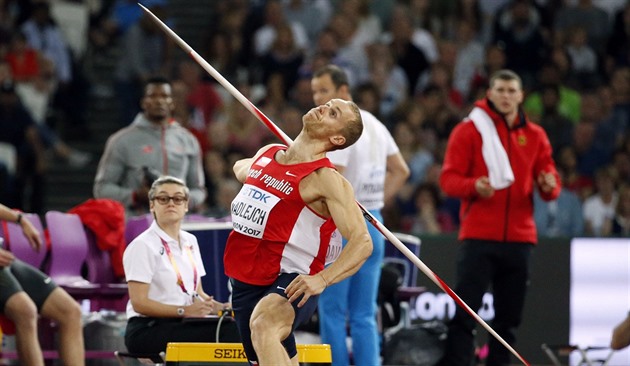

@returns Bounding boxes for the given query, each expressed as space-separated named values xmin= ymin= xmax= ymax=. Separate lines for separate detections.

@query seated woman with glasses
xmin=123 ymin=175 xmax=240 ymax=355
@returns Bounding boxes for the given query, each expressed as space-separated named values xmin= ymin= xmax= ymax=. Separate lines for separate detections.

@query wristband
xmin=15 ymin=213 xmax=22 ymax=225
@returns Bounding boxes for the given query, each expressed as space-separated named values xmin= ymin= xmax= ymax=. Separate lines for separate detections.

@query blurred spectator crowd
xmin=1 ymin=0 xmax=630 ymax=239
xmin=0 ymin=0 xmax=93 ymax=213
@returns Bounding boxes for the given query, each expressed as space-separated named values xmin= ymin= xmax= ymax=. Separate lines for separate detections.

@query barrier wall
xmin=415 ymin=235 xmax=629 ymax=365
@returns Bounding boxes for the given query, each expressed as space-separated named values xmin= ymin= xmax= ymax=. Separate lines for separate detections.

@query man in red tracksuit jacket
xmin=438 ymin=69 xmax=561 ymax=366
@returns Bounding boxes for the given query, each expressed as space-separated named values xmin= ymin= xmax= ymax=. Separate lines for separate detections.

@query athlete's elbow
xmin=359 ymin=233 xmax=373 ymax=260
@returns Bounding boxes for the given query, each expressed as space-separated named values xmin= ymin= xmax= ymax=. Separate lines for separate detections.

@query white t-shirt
xmin=123 ymin=221 xmax=206 ymax=318
xmin=583 ymin=193 xmax=618 ymax=236
xmin=327 ymin=109 xmax=399 ymax=211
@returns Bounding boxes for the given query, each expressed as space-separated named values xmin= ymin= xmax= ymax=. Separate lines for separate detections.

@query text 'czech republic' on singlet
xmin=224 ymin=145 xmax=342 ymax=286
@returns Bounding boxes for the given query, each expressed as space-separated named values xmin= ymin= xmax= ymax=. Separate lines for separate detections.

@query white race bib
xmin=231 ymin=184 xmax=280 ymax=238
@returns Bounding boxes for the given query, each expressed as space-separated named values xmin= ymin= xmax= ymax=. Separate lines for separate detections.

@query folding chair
xmin=541 ymin=343 xmax=615 ymax=366
xmin=125 ymin=214 xmax=153 ymax=244
xmin=83 ymin=228 xmax=128 ymax=312
xmin=45 ymin=211 xmax=102 ymax=297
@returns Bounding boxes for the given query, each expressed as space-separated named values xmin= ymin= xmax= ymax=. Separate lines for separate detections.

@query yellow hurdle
xmin=164 ymin=342 xmax=332 ymax=365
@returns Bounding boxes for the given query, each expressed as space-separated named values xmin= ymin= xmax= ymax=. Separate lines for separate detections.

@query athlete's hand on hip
xmin=285 ymin=274 xmax=327 ymax=308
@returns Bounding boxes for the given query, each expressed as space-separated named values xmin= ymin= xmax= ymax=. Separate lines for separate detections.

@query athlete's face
xmin=150 ymin=183 xmax=188 ymax=224
xmin=141 ymin=83 xmax=175 ymax=122
xmin=487 ymin=79 xmax=523 ymax=116
xmin=303 ymin=98 xmax=353 ymax=146
xmin=311 ymin=74 xmax=340 ymax=106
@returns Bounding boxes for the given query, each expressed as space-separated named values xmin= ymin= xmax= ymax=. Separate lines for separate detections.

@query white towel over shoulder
xmin=468 ymin=107 xmax=514 ymax=189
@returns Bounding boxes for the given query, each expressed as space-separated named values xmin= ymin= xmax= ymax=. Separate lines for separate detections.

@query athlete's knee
xmin=41 ymin=289 xmax=82 ymax=326
xmin=249 ymin=316 xmax=269 ymax=350
xmin=251 ymin=311 xmax=290 ymax=343
xmin=5 ymin=293 xmax=38 ymax=327
xmin=250 ymin=310 xmax=273 ymax=338
xmin=57 ymin=299 xmax=82 ymax=326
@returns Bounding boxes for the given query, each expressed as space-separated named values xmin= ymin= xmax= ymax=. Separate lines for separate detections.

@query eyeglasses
xmin=152 ymin=195 xmax=188 ymax=205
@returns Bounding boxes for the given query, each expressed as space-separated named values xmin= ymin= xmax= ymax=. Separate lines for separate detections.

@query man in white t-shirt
xmin=583 ymin=167 xmax=618 ymax=236
xmin=311 ymin=64 xmax=410 ymax=366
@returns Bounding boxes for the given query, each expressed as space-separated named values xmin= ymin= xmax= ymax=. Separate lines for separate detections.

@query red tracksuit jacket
xmin=439 ymin=98 xmax=561 ymax=244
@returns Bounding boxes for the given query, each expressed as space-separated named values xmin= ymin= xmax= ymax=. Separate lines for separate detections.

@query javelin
xmin=138 ymin=4 xmax=530 ymax=365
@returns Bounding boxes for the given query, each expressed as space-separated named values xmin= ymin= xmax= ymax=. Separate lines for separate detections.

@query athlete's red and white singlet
xmin=224 ymin=145 xmax=343 ymax=286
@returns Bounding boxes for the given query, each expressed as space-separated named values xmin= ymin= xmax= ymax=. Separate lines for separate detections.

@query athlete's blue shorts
xmin=230 ymin=273 xmax=319 ymax=364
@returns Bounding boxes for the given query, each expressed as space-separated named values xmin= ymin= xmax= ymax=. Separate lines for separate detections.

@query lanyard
xmin=160 ymin=237 xmax=198 ymax=297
